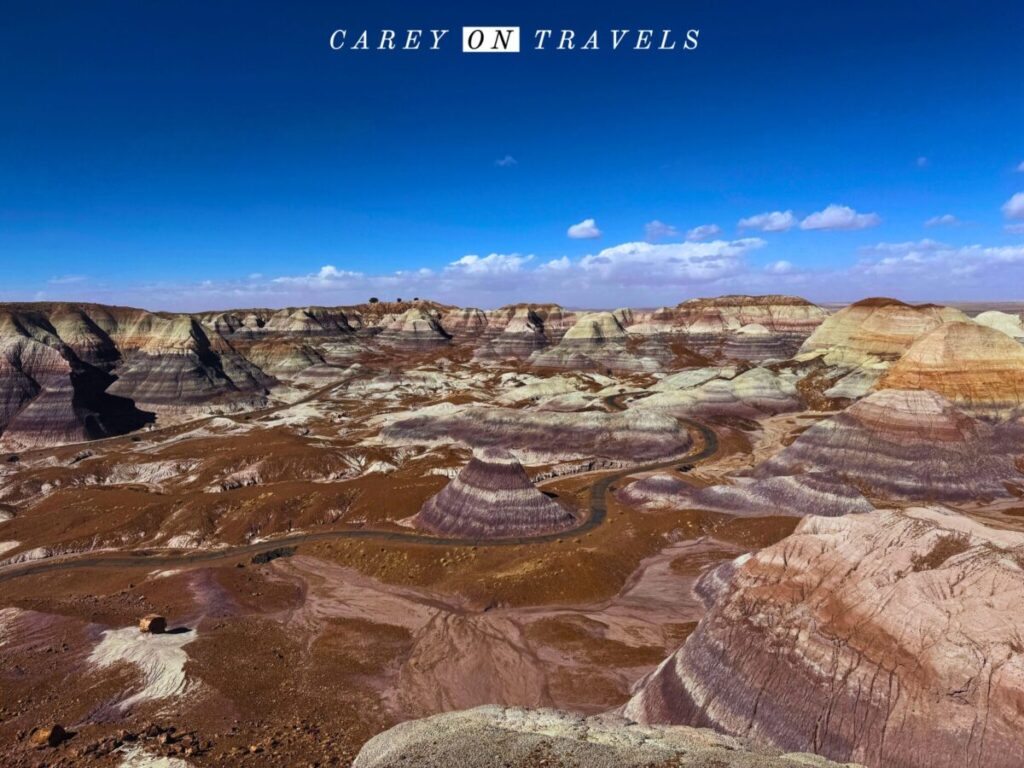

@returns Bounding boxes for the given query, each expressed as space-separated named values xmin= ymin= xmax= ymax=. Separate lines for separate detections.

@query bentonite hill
xmin=3 ymin=295 xmax=1024 ymax=767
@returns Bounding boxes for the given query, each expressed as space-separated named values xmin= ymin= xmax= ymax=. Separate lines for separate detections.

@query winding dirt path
xmin=0 ymin=393 xmax=718 ymax=583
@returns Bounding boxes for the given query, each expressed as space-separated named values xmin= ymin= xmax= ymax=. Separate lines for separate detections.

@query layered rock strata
xmin=624 ymin=506 xmax=1024 ymax=768
xmin=798 ymin=297 xmax=969 ymax=365
xmin=414 ymin=448 xmax=575 ymax=538
xmin=619 ymin=472 xmax=873 ymax=518
xmin=637 ymin=367 xmax=801 ymax=418
xmin=381 ymin=405 xmax=693 ymax=463
xmin=376 ymin=308 xmax=452 ymax=349
xmin=879 ymin=321 xmax=1024 ymax=417
xmin=530 ymin=312 xmax=661 ymax=373
xmin=754 ymin=389 xmax=1024 ymax=501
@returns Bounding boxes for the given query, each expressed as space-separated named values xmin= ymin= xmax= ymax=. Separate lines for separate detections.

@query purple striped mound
xmin=415 ymin=448 xmax=576 ymax=539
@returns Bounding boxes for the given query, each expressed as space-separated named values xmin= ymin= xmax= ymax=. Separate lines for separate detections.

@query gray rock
xmin=353 ymin=705 xmax=859 ymax=768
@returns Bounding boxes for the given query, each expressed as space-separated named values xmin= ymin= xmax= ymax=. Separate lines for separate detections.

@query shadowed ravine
xmin=0 ymin=395 xmax=718 ymax=583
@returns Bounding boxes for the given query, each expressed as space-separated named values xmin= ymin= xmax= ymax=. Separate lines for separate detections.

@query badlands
xmin=1 ymin=295 xmax=1023 ymax=767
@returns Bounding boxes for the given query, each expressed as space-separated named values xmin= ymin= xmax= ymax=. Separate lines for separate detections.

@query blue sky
xmin=2 ymin=1 xmax=1023 ymax=309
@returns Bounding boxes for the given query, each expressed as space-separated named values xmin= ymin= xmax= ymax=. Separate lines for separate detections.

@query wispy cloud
xmin=1002 ymin=192 xmax=1024 ymax=220
xmin=764 ymin=260 xmax=794 ymax=274
xmin=1016 ymin=161 xmax=1024 ymax=172
xmin=800 ymin=204 xmax=881 ymax=231
xmin=48 ymin=275 xmax=87 ymax=285
xmin=924 ymin=214 xmax=959 ymax=227
xmin=685 ymin=223 xmax=722 ymax=241
xmin=855 ymin=239 xmax=1024 ymax=278
xmin=495 ymin=155 xmax=518 ymax=167
xmin=738 ymin=210 xmax=796 ymax=232
xmin=916 ymin=156 xmax=929 ymax=168
xmin=644 ymin=220 xmax=680 ymax=241
xmin=567 ymin=217 xmax=602 ymax=239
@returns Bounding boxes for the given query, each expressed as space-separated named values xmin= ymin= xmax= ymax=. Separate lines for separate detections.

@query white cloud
xmin=1016 ymin=161 xmax=1024 ymax=172
xmin=685 ymin=223 xmax=722 ymax=241
xmin=855 ymin=239 xmax=1024 ymax=279
xmin=495 ymin=155 xmax=518 ymax=167
xmin=800 ymin=204 xmax=881 ymax=231
xmin=1002 ymin=192 xmax=1024 ymax=220
xmin=446 ymin=253 xmax=532 ymax=274
xmin=644 ymin=220 xmax=681 ymax=241
xmin=764 ymin=260 xmax=794 ymax=274
xmin=48 ymin=275 xmax=86 ymax=285
xmin=274 ymin=265 xmax=364 ymax=288
xmin=924 ymin=214 xmax=959 ymax=227
xmin=1006 ymin=223 xmax=1024 ymax=235
xmin=738 ymin=210 xmax=796 ymax=232
xmin=916 ymin=156 xmax=929 ymax=168
xmin=539 ymin=256 xmax=571 ymax=271
xmin=567 ymin=218 xmax=602 ymax=239
xmin=576 ymin=238 xmax=765 ymax=286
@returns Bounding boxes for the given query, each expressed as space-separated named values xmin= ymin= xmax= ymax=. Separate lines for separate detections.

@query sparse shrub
xmin=911 ymin=533 xmax=971 ymax=571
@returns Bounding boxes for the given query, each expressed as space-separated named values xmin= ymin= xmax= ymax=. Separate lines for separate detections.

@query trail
xmin=0 ymin=392 xmax=719 ymax=583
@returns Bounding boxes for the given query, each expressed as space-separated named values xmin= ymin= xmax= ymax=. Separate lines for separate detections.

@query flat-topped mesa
xmin=376 ymin=307 xmax=452 ymax=349
xmin=754 ymin=388 xmax=1024 ymax=501
xmin=414 ymin=448 xmax=576 ymax=538
xmin=529 ymin=311 xmax=661 ymax=373
xmin=798 ymin=297 xmax=969 ymax=365
xmin=623 ymin=506 xmax=1024 ymax=768
xmin=879 ymin=321 xmax=1024 ymax=417
xmin=352 ymin=705 xmax=855 ymax=768
xmin=974 ymin=310 xmax=1024 ymax=340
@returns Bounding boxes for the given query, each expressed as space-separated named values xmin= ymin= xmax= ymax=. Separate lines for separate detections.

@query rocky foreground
xmin=352 ymin=706 xmax=856 ymax=768
xmin=623 ymin=506 xmax=1024 ymax=768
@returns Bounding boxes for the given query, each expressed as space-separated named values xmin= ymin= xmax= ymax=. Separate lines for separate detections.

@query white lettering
xmin=430 ymin=29 xmax=449 ymax=49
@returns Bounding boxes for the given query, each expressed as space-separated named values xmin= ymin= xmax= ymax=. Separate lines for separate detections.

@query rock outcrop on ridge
xmin=439 ymin=307 xmax=488 ymax=338
xmin=636 ymin=367 xmax=802 ymax=418
xmin=798 ymin=297 xmax=969 ymax=365
xmin=673 ymin=295 xmax=828 ymax=357
xmin=623 ymin=506 xmax=1024 ymax=768
xmin=352 ymin=706 xmax=856 ymax=768
xmin=530 ymin=311 xmax=661 ymax=373
xmin=618 ymin=472 xmax=874 ymax=518
xmin=879 ymin=321 xmax=1024 ymax=417
xmin=414 ymin=448 xmax=576 ymax=538
xmin=974 ymin=310 xmax=1024 ymax=340
xmin=753 ymin=389 xmax=1024 ymax=502
xmin=473 ymin=304 xmax=576 ymax=360
xmin=376 ymin=308 xmax=452 ymax=349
